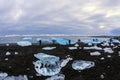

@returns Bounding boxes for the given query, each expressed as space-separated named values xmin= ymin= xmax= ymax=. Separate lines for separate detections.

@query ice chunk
xmin=33 ymin=53 xmax=71 ymax=76
xmin=84 ymin=45 xmax=102 ymax=50
xmin=34 ymin=53 xmax=60 ymax=63
xmin=90 ymin=51 xmax=101 ymax=56
xmin=68 ymin=47 xmax=77 ymax=50
xmin=52 ymin=38 xmax=75 ymax=45
xmin=104 ymin=48 xmax=114 ymax=53
xmin=42 ymin=47 xmax=56 ymax=50
xmin=100 ymin=57 xmax=105 ymax=60
xmin=15 ymin=52 xmax=19 ymax=55
xmin=72 ymin=60 xmax=95 ymax=70
xmin=6 ymin=52 xmax=11 ymax=55
xmin=45 ymin=74 xmax=65 ymax=80
xmin=17 ymin=41 xmax=32 ymax=47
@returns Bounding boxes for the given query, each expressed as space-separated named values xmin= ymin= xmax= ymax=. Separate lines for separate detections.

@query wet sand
xmin=0 ymin=43 xmax=120 ymax=80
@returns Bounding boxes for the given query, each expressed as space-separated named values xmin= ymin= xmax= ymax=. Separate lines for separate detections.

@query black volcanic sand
xmin=0 ymin=44 xmax=120 ymax=80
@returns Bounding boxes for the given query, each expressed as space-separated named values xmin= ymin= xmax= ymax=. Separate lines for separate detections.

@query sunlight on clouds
xmin=105 ymin=9 xmax=120 ymax=18
xmin=99 ymin=25 xmax=105 ymax=29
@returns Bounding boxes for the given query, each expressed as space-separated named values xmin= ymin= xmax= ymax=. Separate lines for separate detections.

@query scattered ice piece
xmin=6 ymin=44 xmax=9 ymax=46
xmin=45 ymin=74 xmax=65 ymax=80
xmin=33 ymin=53 xmax=71 ymax=76
xmin=101 ymin=42 xmax=109 ymax=46
xmin=42 ymin=47 xmax=56 ymax=50
xmin=104 ymin=48 xmax=114 ymax=53
xmin=0 ymin=72 xmax=8 ymax=77
xmin=107 ymin=55 xmax=111 ymax=58
xmin=72 ymin=60 xmax=95 ymax=71
xmin=100 ymin=74 xmax=104 ymax=79
xmin=34 ymin=53 xmax=60 ymax=63
xmin=5 ymin=58 xmax=8 ymax=61
xmin=90 ymin=51 xmax=101 ymax=56
xmin=15 ymin=52 xmax=19 ymax=55
xmin=84 ymin=45 xmax=102 ymax=50
xmin=6 ymin=52 xmax=11 ymax=56
xmin=17 ymin=41 xmax=32 ymax=47
xmin=68 ymin=47 xmax=77 ymax=50
xmin=100 ymin=57 xmax=105 ymax=60
xmin=74 ymin=44 xmax=79 ymax=47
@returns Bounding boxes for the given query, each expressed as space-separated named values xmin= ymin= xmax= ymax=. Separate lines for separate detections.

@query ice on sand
xmin=72 ymin=60 xmax=95 ymax=71
xmin=45 ymin=74 xmax=65 ymax=80
xmin=17 ymin=41 xmax=32 ymax=47
xmin=33 ymin=53 xmax=72 ymax=76
xmin=90 ymin=51 xmax=101 ymax=56
xmin=42 ymin=47 xmax=56 ymax=50
xmin=6 ymin=52 xmax=11 ymax=56
xmin=104 ymin=48 xmax=114 ymax=53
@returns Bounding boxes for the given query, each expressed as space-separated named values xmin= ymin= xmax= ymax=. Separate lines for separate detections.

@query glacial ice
xmin=68 ymin=47 xmax=77 ymax=50
xmin=104 ymin=48 xmax=114 ymax=53
xmin=72 ymin=60 xmax=95 ymax=70
xmin=0 ymin=73 xmax=28 ymax=80
xmin=22 ymin=37 xmax=32 ymax=41
xmin=6 ymin=52 xmax=11 ymax=56
xmin=17 ymin=41 xmax=32 ymax=47
xmin=90 ymin=51 xmax=101 ymax=56
xmin=84 ymin=45 xmax=102 ymax=50
xmin=42 ymin=47 xmax=56 ymax=50
xmin=51 ymin=38 xmax=75 ymax=45
xmin=45 ymin=74 xmax=65 ymax=80
xmin=33 ymin=53 xmax=72 ymax=76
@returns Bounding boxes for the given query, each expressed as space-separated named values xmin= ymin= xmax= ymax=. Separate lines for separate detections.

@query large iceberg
xmin=17 ymin=41 xmax=32 ymax=47
xmin=51 ymin=38 xmax=75 ymax=45
xmin=72 ymin=60 xmax=95 ymax=71
xmin=45 ymin=74 xmax=65 ymax=80
xmin=33 ymin=53 xmax=72 ymax=76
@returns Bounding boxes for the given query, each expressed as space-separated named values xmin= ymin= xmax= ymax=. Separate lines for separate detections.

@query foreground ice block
xmin=72 ymin=60 xmax=95 ymax=71
xmin=104 ymin=48 xmax=114 ymax=53
xmin=0 ymin=73 xmax=28 ymax=80
xmin=45 ymin=74 xmax=65 ymax=80
xmin=33 ymin=53 xmax=72 ymax=76
xmin=17 ymin=41 xmax=32 ymax=47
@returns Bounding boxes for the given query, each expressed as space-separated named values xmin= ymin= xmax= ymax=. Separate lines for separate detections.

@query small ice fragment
xmin=5 ymin=58 xmax=8 ymax=61
xmin=74 ymin=44 xmax=79 ymax=47
xmin=6 ymin=52 xmax=11 ymax=55
xmin=100 ymin=57 xmax=105 ymax=60
xmin=68 ymin=47 xmax=77 ymax=50
xmin=107 ymin=55 xmax=111 ymax=58
xmin=15 ymin=52 xmax=19 ymax=55
xmin=72 ymin=60 xmax=95 ymax=70
xmin=104 ymin=48 xmax=114 ymax=53
xmin=100 ymin=74 xmax=104 ymax=79
xmin=6 ymin=44 xmax=9 ymax=46
xmin=90 ymin=51 xmax=101 ymax=56
xmin=42 ymin=47 xmax=56 ymax=50
xmin=45 ymin=74 xmax=65 ymax=80
xmin=17 ymin=41 xmax=32 ymax=47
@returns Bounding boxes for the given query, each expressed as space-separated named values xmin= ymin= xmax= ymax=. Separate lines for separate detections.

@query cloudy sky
xmin=0 ymin=0 xmax=120 ymax=36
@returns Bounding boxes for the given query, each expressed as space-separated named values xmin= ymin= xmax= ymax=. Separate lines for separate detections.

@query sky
xmin=0 ymin=0 xmax=120 ymax=36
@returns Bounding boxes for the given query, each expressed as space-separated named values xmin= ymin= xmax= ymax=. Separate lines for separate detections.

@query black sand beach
xmin=0 ymin=42 xmax=120 ymax=80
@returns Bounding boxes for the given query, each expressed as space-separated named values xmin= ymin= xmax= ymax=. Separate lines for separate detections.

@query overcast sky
xmin=0 ymin=0 xmax=120 ymax=36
